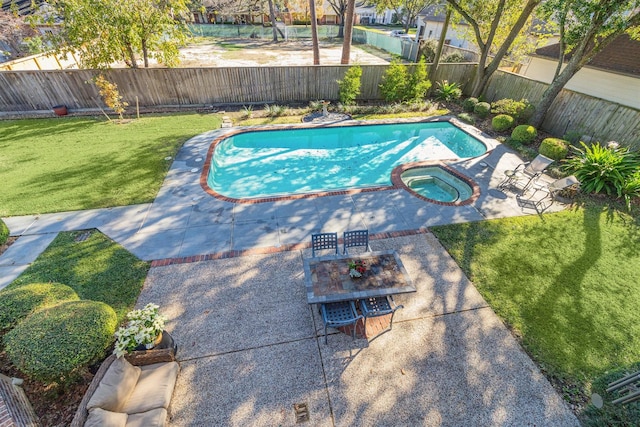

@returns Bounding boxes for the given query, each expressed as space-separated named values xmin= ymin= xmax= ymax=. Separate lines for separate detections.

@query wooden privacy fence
xmin=485 ymin=70 xmax=640 ymax=149
xmin=0 ymin=64 xmax=475 ymax=113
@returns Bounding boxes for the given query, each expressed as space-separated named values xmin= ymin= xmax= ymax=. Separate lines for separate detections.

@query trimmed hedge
xmin=457 ymin=113 xmax=475 ymax=124
xmin=539 ymin=138 xmax=569 ymax=160
xmin=0 ymin=219 xmax=8 ymax=245
xmin=0 ymin=283 xmax=79 ymax=332
xmin=462 ymin=97 xmax=478 ymax=112
xmin=491 ymin=114 xmax=515 ymax=132
xmin=511 ymin=125 xmax=538 ymax=145
xmin=474 ymin=102 xmax=491 ymax=118
xmin=4 ymin=300 xmax=118 ymax=383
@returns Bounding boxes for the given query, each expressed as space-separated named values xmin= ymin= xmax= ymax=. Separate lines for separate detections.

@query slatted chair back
xmin=523 ymin=154 xmax=554 ymax=178
xmin=311 ymin=232 xmax=338 ymax=257
xmin=343 ymin=230 xmax=370 ymax=254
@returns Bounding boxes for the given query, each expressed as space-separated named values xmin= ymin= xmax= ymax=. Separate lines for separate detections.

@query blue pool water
xmin=207 ymin=121 xmax=486 ymax=199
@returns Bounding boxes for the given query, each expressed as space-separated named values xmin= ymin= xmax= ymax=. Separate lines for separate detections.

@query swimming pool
xmin=205 ymin=120 xmax=487 ymax=201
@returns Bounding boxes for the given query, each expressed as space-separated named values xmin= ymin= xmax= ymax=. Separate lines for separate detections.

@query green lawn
xmin=8 ymin=229 xmax=149 ymax=322
xmin=0 ymin=113 xmax=222 ymax=216
xmin=431 ymin=201 xmax=640 ymax=423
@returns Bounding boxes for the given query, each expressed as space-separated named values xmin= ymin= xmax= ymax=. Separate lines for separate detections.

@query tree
xmin=41 ymin=0 xmax=191 ymax=69
xmin=326 ymin=0 xmax=347 ymax=38
xmin=446 ymin=0 xmax=542 ymax=97
xmin=340 ymin=0 xmax=355 ymax=64
xmin=530 ymin=1 xmax=640 ymax=127
xmin=0 ymin=10 xmax=39 ymax=59
xmin=427 ymin=5 xmax=451 ymax=94
xmin=370 ymin=0 xmax=430 ymax=33
xmin=309 ymin=0 xmax=320 ymax=64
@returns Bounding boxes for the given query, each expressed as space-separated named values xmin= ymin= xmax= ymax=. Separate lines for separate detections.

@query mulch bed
xmin=0 ymin=236 xmax=17 ymax=257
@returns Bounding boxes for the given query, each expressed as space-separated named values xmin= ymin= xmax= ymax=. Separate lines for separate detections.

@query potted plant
xmin=113 ymin=303 xmax=166 ymax=357
xmin=348 ymin=260 xmax=367 ymax=278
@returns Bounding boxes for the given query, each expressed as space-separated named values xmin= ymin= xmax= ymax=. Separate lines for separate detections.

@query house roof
xmin=534 ymin=34 xmax=640 ymax=75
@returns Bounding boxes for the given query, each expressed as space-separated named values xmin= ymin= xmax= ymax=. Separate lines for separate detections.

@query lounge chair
xmin=499 ymin=154 xmax=554 ymax=193
xmin=516 ymin=175 xmax=580 ymax=212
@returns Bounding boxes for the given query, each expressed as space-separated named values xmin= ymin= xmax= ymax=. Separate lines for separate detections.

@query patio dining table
xmin=303 ymin=250 xmax=416 ymax=304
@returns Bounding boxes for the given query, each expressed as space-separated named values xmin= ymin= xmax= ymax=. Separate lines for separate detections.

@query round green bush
xmin=457 ymin=113 xmax=475 ymax=124
xmin=4 ymin=300 xmax=117 ymax=383
xmin=491 ymin=114 xmax=515 ymax=132
xmin=511 ymin=125 xmax=538 ymax=144
xmin=539 ymin=137 xmax=569 ymax=160
xmin=462 ymin=97 xmax=479 ymax=112
xmin=474 ymin=102 xmax=491 ymax=118
xmin=0 ymin=219 xmax=8 ymax=246
xmin=0 ymin=283 xmax=79 ymax=332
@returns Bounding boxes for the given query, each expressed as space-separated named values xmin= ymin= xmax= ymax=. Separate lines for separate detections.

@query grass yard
xmin=0 ymin=113 xmax=222 ymax=217
xmin=431 ymin=200 xmax=640 ymax=424
xmin=8 ymin=229 xmax=149 ymax=321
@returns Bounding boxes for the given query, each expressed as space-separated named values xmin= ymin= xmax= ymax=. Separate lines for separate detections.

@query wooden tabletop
xmin=303 ymin=250 xmax=416 ymax=304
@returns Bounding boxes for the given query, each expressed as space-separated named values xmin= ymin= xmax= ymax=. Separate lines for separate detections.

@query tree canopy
xmin=41 ymin=0 xmax=192 ymax=69
xmin=530 ymin=0 xmax=640 ymax=127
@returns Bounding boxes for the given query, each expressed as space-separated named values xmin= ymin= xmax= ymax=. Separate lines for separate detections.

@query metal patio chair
xmin=311 ymin=232 xmax=338 ymax=257
xmin=343 ymin=229 xmax=371 ymax=255
xmin=499 ymin=154 xmax=554 ymax=193
xmin=320 ymin=300 xmax=363 ymax=344
xmin=359 ymin=296 xmax=404 ymax=338
xmin=516 ymin=175 xmax=580 ymax=213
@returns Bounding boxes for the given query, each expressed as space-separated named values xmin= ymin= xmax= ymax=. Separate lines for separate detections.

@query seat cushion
xmin=120 ymin=361 xmax=179 ymax=414
xmin=125 ymin=408 xmax=168 ymax=427
xmin=87 ymin=357 xmax=141 ymax=412
xmin=85 ymin=407 xmax=127 ymax=427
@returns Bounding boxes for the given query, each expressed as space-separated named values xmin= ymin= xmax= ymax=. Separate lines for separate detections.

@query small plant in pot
xmin=348 ymin=260 xmax=367 ymax=278
xmin=113 ymin=303 xmax=166 ymax=357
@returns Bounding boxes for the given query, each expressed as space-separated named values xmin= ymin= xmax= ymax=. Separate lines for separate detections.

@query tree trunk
xmin=267 ymin=0 xmax=279 ymax=42
xmin=309 ymin=0 xmax=320 ymax=65
xmin=341 ymin=0 xmax=355 ymax=64
xmin=428 ymin=7 xmax=451 ymax=95
xmin=142 ymin=39 xmax=149 ymax=68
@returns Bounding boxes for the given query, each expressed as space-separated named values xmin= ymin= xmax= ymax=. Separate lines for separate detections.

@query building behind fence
xmin=0 ymin=63 xmax=638 ymax=148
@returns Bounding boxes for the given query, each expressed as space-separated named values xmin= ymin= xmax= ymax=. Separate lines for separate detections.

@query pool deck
xmin=0 ymin=122 xmax=580 ymax=426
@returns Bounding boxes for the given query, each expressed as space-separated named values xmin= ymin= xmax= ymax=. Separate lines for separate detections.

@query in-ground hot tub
xmin=399 ymin=165 xmax=477 ymax=205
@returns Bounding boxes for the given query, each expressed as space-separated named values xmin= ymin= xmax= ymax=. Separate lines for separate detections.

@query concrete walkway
xmin=0 ymin=122 xmax=579 ymax=425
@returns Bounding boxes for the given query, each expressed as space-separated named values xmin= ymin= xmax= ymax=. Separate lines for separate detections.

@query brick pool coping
xmin=199 ymin=116 xmax=490 ymax=205
xmin=150 ymin=228 xmax=429 ymax=267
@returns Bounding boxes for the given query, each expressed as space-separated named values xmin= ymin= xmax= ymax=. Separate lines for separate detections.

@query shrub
xmin=491 ymin=114 xmax=515 ymax=132
xmin=241 ymin=105 xmax=253 ymax=119
xmin=4 ymin=300 xmax=117 ymax=383
xmin=491 ymin=98 xmax=535 ymax=122
xmin=434 ymin=80 xmax=462 ymax=101
xmin=0 ymin=218 xmax=8 ymax=246
xmin=0 ymin=283 xmax=79 ymax=332
xmin=457 ymin=113 xmax=475 ymax=124
xmin=564 ymin=142 xmax=640 ymax=199
xmin=264 ymin=104 xmax=287 ymax=117
xmin=442 ymin=52 xmax=466 ymax=63
xmin=511 ymin=125 xmax=537 ymax=144
xmin=337 ymin=65 xmax=362 ymax=106
xmin=539 ymin=138 xmax=569 ymax=160
xmin=474 ymin=102 xmax=491 ymax=118
xmin=380 ymin=59 xmax=408 ymax=102
xmin=462 ymin=97 xmax=478 ymax=112
xmin=94 ymin=75 xmax=128 ymax=120
xmin=405 ymin=56 xmax=432 ymax=102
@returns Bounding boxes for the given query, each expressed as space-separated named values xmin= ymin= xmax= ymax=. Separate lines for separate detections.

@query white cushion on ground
xmin=125 ymin=408 xmax=168 ymax=427
xmin=85 ymin=407 xmax=128 ymax=427
xmin=87 ymin=357 xmax=141 ymax=412
xmin=120 ymin=361 xmax=179 ymax=414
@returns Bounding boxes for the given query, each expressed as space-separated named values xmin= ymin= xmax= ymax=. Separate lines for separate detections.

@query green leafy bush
xmin=462 ymin=97 xmax=478 ymax=112
xmin=264 ymin=104 xmax=287 ymax=117
xmin=474 ymin=102 xmax=491 ymax=118
xmin=0 ymin=283 xmax=79 ymax=332
xmin=564 ymin=142 xmax=640 ymax=200
xmin=337 ymin=65 xmax=362 ymax=106
xmin=434 ymin=80 xmax=462 ymax=101
xmin=4 ymin=300 xmax=117 ymax=383
xmin=491 ymin=98 xmax=535 ymax=122
xmin=491 ymin=114 xmax=515 ymax=131
xmin=457 ymin=113 xmax=475 ymax=124
xmin=511 ymin=125 xmax=538 ymax=144
xmin=0 ymin=219 xmax=8 ymax=245
xmin=380 ymin=60 xmax=408 ymax=102
xmin=539 ymin=138 xmax=569 ymax=160
xmin=405 ymin=56 xmax=432 ymax=102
